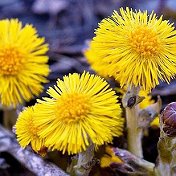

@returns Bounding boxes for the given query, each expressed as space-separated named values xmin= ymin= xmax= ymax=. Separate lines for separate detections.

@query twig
xmin=0 ymin=125 xmax=69 ymax=176
xmin=112 ymin=147 xmax=155 ymax=176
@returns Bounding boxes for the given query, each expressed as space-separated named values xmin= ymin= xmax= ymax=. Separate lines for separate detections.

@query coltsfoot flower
xmin=16 ymin=106 xmax=47 ymax=156
xmin=34 ymin=72 xmax=123 ymax=155
xmin=0 ymin=19 xmax=49 ymax=107
xmin=100 ymin=146 xmax=123 ymax=168
xmin=87 ymin=7 xmax=176 ymax=91
xmin=85 ymin=47 xmax=109 ymax=78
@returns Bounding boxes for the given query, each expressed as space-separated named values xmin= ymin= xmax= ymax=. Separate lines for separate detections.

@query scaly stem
xmin=156 ymin=120 xmax=176 ymax=176
xmin=122 ymin=86 xmax=144 ymax=158
xmin=68 ymin=143 xmax=95 ymax=176
xmin=126 ymin=106 xmax=143 ymax=158
xmin=3 ymin=108 xmax=17 ymax=130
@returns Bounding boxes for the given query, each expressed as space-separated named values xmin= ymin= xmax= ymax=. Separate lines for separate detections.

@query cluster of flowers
xmin=1 ymin=7 xmax=176 ymax=157
xmin=16 ymin=72 xmax=124 ymax=155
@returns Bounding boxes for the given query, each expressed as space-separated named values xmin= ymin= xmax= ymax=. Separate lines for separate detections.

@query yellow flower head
xmin=16 ymin=106 xmax=46 ymax=155
xmin=34 ymin=72 xmax=123 ymax=155
xmin=0 ymin=19 xmax=49 ymax=107
xmin=100 ymin=146 xmax=123 ymax=168
xmin=88 ymin=7 xmax=176 ymax=91
xmin=85 ymin=47 xmax=109 ymax=78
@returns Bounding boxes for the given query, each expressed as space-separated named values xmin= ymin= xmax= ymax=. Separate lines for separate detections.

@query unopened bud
xmin=161 ymin=102 xmax=176 ymax=137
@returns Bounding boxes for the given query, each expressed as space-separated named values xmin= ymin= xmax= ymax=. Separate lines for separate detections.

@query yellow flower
xmin=139 ymin=90 xmax=154 ymax=109
xmin=16 ymin=106 xmax=46 ymax=155
xmin=34 ymin=72 xmax=123 ymax=155
xmin=139 ymin=90 xmax=159 ymax=127
xmin=150 ymin=117 xmax=159 ymax=127
xmin=85 ymin=47 xmax=109 ymax=78
xmin=88 ymin=7 xmax=176 ymax=91
xmin=0 ymin=19 xmax=49 ymax=107
xmin=100 ymin=146 xmax=123 ymax=168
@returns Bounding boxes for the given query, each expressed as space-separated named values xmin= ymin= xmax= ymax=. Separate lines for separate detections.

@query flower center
xmin=57 ymin=93 xmax=90 ymax=123
xmin=0 ymin=46 xmax=24 ymax=75
xmin=129 ymin=26 xmax=160 ymax=57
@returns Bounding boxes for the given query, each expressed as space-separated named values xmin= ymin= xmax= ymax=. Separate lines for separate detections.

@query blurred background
xmin=0 ymin=0 xmax=176 ymax=175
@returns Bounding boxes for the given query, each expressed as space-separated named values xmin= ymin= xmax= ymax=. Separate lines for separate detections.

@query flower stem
xmin=122 ymin=86 xmax=144 ymax=158
xmin=3 ymin=108 xmax=17 ymax=130
xmin=156 ymin=117 xmax=176 ymax=176
xmin=68 ymin=143 xmax=95 ymax=176
xmin=126 ymin=106 xmax=143 ymax=158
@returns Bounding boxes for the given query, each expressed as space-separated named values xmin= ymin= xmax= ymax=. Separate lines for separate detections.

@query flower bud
xmin=161 ymin=102 xmax=176 ymax=137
